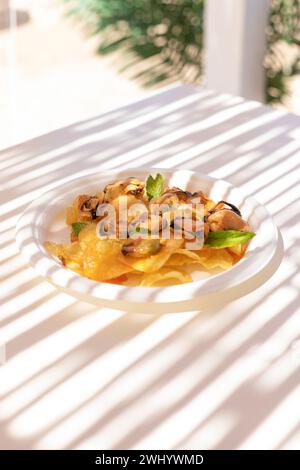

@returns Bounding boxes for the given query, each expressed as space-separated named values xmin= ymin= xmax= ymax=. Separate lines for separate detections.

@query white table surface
xmin=1 ymin=84 xmax=300 ymax=450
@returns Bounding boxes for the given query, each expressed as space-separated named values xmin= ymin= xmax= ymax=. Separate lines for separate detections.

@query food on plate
xmin=45 ymin=173 xmax=255 ymax=286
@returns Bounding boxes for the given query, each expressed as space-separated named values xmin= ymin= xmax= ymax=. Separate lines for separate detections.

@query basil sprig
xmin=71 ymin=222 xmax=88 ymax=236
xmin=146 ymin=173 xmax=164 ymax=200
xmin=206 ymin=230 xmax=255 ymax=248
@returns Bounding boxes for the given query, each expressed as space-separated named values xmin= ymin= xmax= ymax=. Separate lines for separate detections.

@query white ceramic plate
xmin=16 ymin=168 xmax=278 ymax=304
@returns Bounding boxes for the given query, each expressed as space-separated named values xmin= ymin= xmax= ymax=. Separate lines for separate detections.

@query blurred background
xmin=1 ymin=0 xmax=299 ymax=150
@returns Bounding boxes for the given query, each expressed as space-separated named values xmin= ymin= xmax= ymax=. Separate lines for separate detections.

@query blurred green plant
xmin=266 ymin=0 xmax=300 ymax=103
xmin=65 ymin=0 xmax=300 ymax=102
xmin=64 ymin=0 xmax=204 ymax=87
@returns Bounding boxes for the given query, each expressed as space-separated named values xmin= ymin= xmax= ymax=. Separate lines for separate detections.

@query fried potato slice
xmin=166 ymin=247 xmax=235 ymax=270
xmin=166 ymin=248 xmax=204 ymax=266
xmin=45 ymin=241 xmax=65 ymax=259
xmin=194 ymin=247 xmax=234 ymax=270
xmin=140 ymin=267 xmax=192 ymax=286
xmin=45 ymin=225 xmax=133 ymax=281
xmin=119 ymin=238 xmax=183 ymax=273
xmin=227 ymin=244 xmax=247 ymax=257
xmin=44 ymin=241 xmax=84 ymax=275
xmin=78 ymin=224 xmax=132 ymax=281
xmin=45 ymin=240 xmax=82 ymax=262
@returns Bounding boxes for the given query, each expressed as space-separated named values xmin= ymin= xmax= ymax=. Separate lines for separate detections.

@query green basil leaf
xmin=146 ymin=173 xmax=164 ymax=200
xmin=135 ymin=227 xmax=149 ymax=234
xmin=71 ymin=222 xmax=88 ymax=236
xmin=208 ymin=230 xmax=255 ymax=240
xmin=206 ymin=231 xmax=255 ymax=248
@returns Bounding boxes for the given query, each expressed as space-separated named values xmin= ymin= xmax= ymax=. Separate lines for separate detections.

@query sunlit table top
xmin=1 ymin=84 xmax=300 ymax=450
